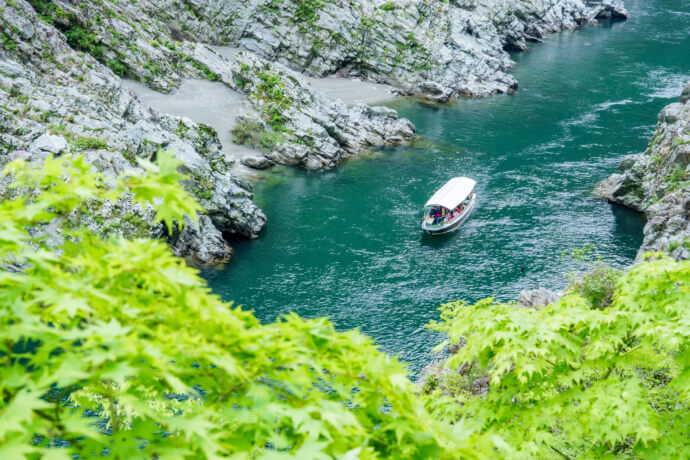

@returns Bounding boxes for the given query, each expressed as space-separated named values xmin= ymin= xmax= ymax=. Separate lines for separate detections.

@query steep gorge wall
xmin=175 ymin=0 xmax=628 ymax=101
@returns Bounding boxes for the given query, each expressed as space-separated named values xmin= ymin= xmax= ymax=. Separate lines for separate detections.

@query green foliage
xmin=0 ymin=154 xmax=488 ymax=459
xmin=673 ymin=136 xmax=690 ymax=146
xmin=235 ymin=75 xmax=249 ymax=90
xmin=259 ymin=129 xmax=286 ymax=152
xmin=426 ymin=254 xmax=690 ymax=458
xmin=189 ymin=60 xmax=218 ymax=81
xmin=1 ymin=32 xmax=17 ymax=52
xmin=64 ymin=26 xmax=104 ymax=60
xmin=567 ymin=261 xmax=620 ymax=309
xmin=257 ymin=71 xmax=288 ymax=103
xmin=231 ymin=118 xmax=285 ymax=153
xmin=254 ymin=72 xmax=292 ymax=131
xmin=668 ymin=238 xmax=690 ymax=253
xmin=294 ymin=0 xmax=323 ymax=29
xmin=107 ymin=53 xmax=128 ymax=77
xmin=27 ymin=0 xmax=76 ymax=25
xmin=562 ymin=244 xmax=620 ymax=309
xmin=231 ymin=118 xmax=264 ymax=147
xmin=262 ymin=0 xmax=284 ymax=13
xmin=664 ymin=164 xmax=689 ymax=193
xmin=72 ymin=135 xmax=108 ymax=151
xmin=380 ymin=1 xmax=396 ymax=11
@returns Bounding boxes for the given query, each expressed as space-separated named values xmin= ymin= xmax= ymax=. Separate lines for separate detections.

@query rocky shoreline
xmin=1 ymin=0 xmax=628 ymax=264
xmin=598 ymin=82 xmax=690 ymax=261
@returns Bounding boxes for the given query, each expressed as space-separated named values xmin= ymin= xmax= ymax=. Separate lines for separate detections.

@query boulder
xmin=241 ymin=155 xmax=275 ymax=169
xmin=518 ymin=288 xmax=561 ymax=308
xmin=680 ymin=81 xmax=690 ymax=103
xmin=170 ymin=215 xmax=234 ymax=266
xmin=30 ymin=133 xmax=68 ymax=154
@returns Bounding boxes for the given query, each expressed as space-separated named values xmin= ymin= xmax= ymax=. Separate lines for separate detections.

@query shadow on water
xmin=610 ymin=203 xmax=647 ymax=242
xmin=419 ymin=230 xmax=463 ymax=249
xmin=206 ymin=0 xmax=689 ymax=375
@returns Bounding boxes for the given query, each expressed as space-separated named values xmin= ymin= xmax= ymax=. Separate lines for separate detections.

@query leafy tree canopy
xmin=0 ymin=153 xmax=489 ymax=459
xmin=426 ymin=253 xmax=690 ymax=459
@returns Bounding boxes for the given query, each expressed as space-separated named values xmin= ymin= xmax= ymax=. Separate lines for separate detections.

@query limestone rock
xmin=517 ymin=288 xmax=562 ymax=308
xmin=679 ymin=81 xmax=690 ymax=104
xmin=169 ymin=215 xmax=234 ymax=265
xmin=4 ymin=0 xmax=627 ymax=104
xmin=30 ymin=133 xmax=68 ymax=154
xmin=241 ymin=155 xmax=275 ymax=169
xmin=0 ymin=2 xmax=266 ymax=265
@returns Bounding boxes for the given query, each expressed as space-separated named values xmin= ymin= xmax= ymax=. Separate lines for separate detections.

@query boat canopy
xmin=424 ymin=177 xmax=476 ymax=210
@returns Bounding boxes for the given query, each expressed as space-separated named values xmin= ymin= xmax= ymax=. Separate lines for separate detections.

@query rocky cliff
xmin=598 ymin=82 xmax=690 ymax=260
xmin=205 ymin=0 xmax=627 ymax=101
xmin=7 ymin=0 xmax=627 ymax=102
xmin=0 ymin=1 xmax=270 ymax=264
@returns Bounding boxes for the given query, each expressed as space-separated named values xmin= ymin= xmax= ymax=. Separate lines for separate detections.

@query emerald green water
xmin=206 ymin=0 xmax=690 ymax=373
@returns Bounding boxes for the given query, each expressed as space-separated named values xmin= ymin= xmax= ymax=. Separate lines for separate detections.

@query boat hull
xmin=422 ymin=194 xmax=476 ymax=235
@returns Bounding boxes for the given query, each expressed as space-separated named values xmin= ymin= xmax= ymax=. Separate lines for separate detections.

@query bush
xmin=64 ymin=25 xmax=104 ymax=60
xmin=380 ymin=1 xmax=396 ymax=11
xmin=231 ymin=118 xmax=284 ymax=152
xmin=230 ymin=118 xmax=263 ymax=147
xmin=294 ymin=0 xmax=323 ymax=27
xmin=568 ymin=261 xmax=620 ymax=309
xmin=259 ymin=130 xmax=285 ymax=152
xmin=107 ymin=58 xmax=127 ymax=77
xmin=73 ymin=135 xmax=108 ymax=150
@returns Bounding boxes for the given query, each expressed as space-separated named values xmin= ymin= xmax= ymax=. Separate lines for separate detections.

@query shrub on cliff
xmin=0 ymin=154 xmax=488 ymax=459
xmin=232 ymin=117 xmax=285 ymax=153
xmin=427 ymin=255 xmax=690 ymax=458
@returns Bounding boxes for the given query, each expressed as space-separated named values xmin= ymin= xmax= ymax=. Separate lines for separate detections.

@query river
xmin=204 ymin=0 xmax=690 ymax=374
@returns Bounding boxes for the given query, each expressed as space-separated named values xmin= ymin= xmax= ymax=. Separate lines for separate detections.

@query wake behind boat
xmin=421 ymin=177 xmax=476 ymax=235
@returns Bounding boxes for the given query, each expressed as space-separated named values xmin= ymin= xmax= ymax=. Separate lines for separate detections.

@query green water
xmin=206 ymin=0 xmax=690 ymax=373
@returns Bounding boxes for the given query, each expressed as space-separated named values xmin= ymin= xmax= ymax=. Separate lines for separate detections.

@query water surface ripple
xmin=205 ymin=0 xmax=689 ymax=374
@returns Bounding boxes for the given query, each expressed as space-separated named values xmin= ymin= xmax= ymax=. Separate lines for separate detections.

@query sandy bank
xmin=210 ymin=45 xmax=398 ymax=106
xmin=122 ymin=78 xmax=257 ymax=168
xmin=304 ymin=75 xmax=398 ymax=106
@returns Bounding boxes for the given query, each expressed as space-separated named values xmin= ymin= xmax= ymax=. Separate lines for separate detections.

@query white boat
xmin=421 ymin=177 xmax=476 ymax=235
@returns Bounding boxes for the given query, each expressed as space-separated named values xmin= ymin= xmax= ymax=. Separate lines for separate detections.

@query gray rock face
xmin=169 ymin=215 xmax=234 ymax=265
xmin=185 ymin=45 xmax=417 ymax=169
xmin=241 ymin=155 xmax=275 ymax=170
xmin=30 ymin=133 xmax=68 ymax=154
xmin=680 ymin=82 xmax=690 ymax=104
xmin=0 ymin=0 xmax=266 ymax=265
xmin=598 ymin=82 xmax=690 ymax=260
xmin=517 ymin=288 xmax=562 ymax=308
xmin=5 ymin=0 xmax=626 ymax=104
xmin=188 ymin=0 xmax=627 ymax=101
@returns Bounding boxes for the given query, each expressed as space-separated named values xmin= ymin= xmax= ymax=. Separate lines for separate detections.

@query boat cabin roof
xmin=424 ymin=177 xmax=476 ymax=210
